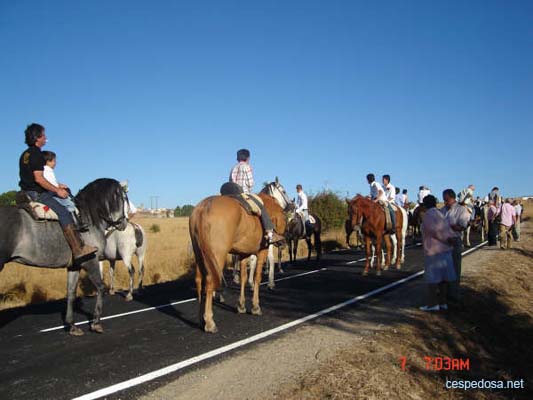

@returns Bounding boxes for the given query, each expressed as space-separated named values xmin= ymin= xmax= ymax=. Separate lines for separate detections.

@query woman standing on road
xmin=419 ymin=195 xmax=456 ymax=311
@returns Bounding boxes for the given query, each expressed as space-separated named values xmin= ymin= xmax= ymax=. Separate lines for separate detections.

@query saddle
xmin=220 ymin=182 xmax=263 ymax=216
xmin=15 ymin=191 xmax=59 ymax=221
xmin=378 ymin=201 xmax=396 ymax=232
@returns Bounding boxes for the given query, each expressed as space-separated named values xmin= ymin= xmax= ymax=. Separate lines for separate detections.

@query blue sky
xmin=1 ymin=0 xmax=532 ymax=208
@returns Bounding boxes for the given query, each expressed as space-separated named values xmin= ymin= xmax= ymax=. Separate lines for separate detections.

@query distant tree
xmin=0 ymin=190 xmax=17 ymax=207
xmin=174 ymin=204 xmax=194 ymax=217
xmin=180 ymin=204 xmax=194 ymax=217
xmin=308 ymin=191 xmax=347 ymax=231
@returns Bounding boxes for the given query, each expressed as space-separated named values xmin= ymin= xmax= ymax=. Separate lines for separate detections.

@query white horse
xmin=99 ymin=222 xmax=147 ymax=301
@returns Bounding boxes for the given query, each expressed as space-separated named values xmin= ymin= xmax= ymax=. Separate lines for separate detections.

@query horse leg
xmin=123 ymin=254 xmax=134 ymax=302
xmin=363 ymin=237 xmax=372 ymax=276
xmin=248 ymin=255 xmax=257 ymax=288
xmin=203 ymin=272 xmax=217 ymax=333
xmin=377 ymin=234 xmax=387 ymax=276
xmin=98 ymin=260 xmax=104 ymax=280
xmin=383 ymin=235 xmax=392 ymax=272
xmin=85 ymin=259 xmax=106 ymax=333
xmin=137 ymin=251 xmax=145 ymax=291
xmin=278 ymin=246 xmax=284 ymax=274
xmin=315 ymin=231 xmax=322 ymax=261
xmin=238 ymin=258 xmax=248 ymax=314
xmin=66 ymin=267 xmax=83 ymax=336
xmin=252 ymin=252 xmax=267 ymax=315
xmin=293 ymin=239 xmax=299 ymax=263
xmin=390 ymin=234 xmax=398 ymax=265
xmin=396 ymin=229 xmax=403 ymax=269
xmin=267 ymin=245 xmax=275 ymax=290
xmin=108 ymin=260 xmax=116 ymax=295
xmin=232 ymin=255 xmax=240 ymax=285
xmin=306 ymin=236 xmax=312 ymax=262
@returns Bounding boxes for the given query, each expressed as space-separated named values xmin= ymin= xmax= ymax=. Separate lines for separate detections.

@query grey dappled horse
xmin=99 ymin=222 xmax=147 ymax=301
xmin=0 ymin=178 xmax=128 ymax=335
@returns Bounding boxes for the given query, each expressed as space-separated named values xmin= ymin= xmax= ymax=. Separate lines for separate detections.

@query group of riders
xmin=16 ymin=123 xmax=520 ymax=263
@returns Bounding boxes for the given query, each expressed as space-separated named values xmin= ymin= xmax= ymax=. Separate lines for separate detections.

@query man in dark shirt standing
xmin=19 ymin=123 xmax=96 ymax=261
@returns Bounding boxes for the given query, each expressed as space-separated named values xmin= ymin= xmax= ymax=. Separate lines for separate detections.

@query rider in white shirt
xmin=417 ymin=186 xmax=431 ymax=205
xmin=295 ymin=184 xmax=309 ymax=222
xmin=367 ymin=174 xmax=387 ymax=202
xmin=382 ymin=174 xmax=396 ymax=203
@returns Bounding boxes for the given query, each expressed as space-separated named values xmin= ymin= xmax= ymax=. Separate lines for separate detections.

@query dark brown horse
xmin=346 ymin=195 xmax=405 ymax=275
xmin=286 ymin=213 xmax=322 ymax=263
xmin=189 ymin=187 xmax=287 ymax=333
xmin=410 ymin=204 xmax=427 ymax=240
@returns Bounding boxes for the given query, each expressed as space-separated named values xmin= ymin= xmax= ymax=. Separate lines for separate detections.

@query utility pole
xmin=150 ymin=195 xmax=159 ymax=210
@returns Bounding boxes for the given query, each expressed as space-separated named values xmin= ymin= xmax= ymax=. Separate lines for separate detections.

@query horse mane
xmin=75 ymin=178 xmax=124 ymax=226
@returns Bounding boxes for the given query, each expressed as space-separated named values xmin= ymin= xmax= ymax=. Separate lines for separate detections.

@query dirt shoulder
xmin=142 ymin=221 xmax=532 ymax=400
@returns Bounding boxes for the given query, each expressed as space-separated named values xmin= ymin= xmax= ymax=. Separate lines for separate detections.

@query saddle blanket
xmin=29 ymin=201 xmax=59 ymax=221
xmin=226 ymin=193 xmax=264 ymax=216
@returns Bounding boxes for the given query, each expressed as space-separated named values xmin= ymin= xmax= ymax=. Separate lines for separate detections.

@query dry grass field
xmin=0 ymin=215 xmax=347 ymax=310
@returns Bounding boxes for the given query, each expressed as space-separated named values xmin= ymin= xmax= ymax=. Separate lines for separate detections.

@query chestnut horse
xmin=189 ymin=185 xmax=287 ymax=333
xmin=346 ymin=195 xmax=405 ymax=275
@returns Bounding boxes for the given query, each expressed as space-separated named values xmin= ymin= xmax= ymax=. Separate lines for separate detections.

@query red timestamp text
xmin=399 ymin=356 xmax=470 ymax=371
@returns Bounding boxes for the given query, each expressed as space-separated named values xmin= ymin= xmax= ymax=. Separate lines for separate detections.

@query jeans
xmin=247 ymin=196 xmax=275 ymax=232
xmin=26 ymin=190 xmax=74 ymax=227
xmin=53 ymin=195 xmax=77 ymax=213
xmin=447 ymin=237 xmax=463 ymax=302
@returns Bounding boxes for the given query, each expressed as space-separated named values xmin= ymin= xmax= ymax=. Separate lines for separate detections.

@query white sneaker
xmin=439 ymin=304 xmax=448 ymax=310
xmin=419 ymin=305 xmax=439 ymax=311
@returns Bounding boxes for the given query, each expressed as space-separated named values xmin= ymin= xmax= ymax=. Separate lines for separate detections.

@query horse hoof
xmin=396 ymin=264 xmax=401 ymax=270
xmin=268 ymin=283 xmax=275 ymax=290
xmin=279 ymin=269 xmax=284 ymax=274
xmin=251 ymin=306 xmax=262 ymax=316
xmin=90 ymin=323 xmax=104 ymax=334
xmin=109 ymin=290 xmax=115 ymax=296
xmin=125 ymin=293 xmax=133 ymax=302
xmin=383 ymin=265 xmax=390 ymax=271
xmin=204 ymin=322 xmax=218 ymax=333
xmin=69 ymin=325 xmax=84 ymax=337
xmin=233 ymin=276 xmax=240 ymax=285
xmin=362 ymin=270 xmax=369 ymax=276
xmin=376 ymin=270 xmax=382 ymax=276
xmin=219 ymin=294 xmax=225 ymax=304
xmin=237 ymin=304 xmax=246 ymax=314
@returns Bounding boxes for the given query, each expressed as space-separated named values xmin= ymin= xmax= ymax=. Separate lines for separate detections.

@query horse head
xmin=261 ymin=179 xmax=293 ymax=212
xmin=75 ymin=178 xmax=128 ymax=231
xmin=346 ymin=195 xmax=365 ymax=231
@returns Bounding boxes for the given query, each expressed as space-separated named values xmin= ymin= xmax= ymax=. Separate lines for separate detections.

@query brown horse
xmin=189 ymin=188 xmax=287 ymax=333
xmin=346 ymin=195 xmax=405 ymax=275
xmin=411 ymin=204 xmax=427 ymax=240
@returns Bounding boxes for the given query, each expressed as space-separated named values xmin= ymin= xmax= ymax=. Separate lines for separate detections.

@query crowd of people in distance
xmin=417 ymin=184 xmax=524 ymax=312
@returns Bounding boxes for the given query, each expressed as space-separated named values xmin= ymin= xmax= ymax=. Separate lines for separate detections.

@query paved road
xmin=0 ymin=233 xmax=484 ymax=400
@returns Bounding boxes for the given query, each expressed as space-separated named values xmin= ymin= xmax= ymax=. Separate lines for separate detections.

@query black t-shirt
xmin=19 ymin=146 xmax=45 ymax=192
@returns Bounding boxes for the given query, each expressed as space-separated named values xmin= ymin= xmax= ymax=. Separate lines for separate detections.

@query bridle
xmin=102 ymin=190 xmax=128 ymax=230
xmin=349 ymin=199 xmax=364 ymax=230
xmin=265 ymin=182 xmax=293 ymax=212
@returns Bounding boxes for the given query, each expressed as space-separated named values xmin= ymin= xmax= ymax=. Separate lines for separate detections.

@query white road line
xmin=39 ymin=298 xmax=196 ymax=333
xmin=260 ymin=268 xmax=328 ymax=285
xmin=40 ymin=266 xmax=328 ymax=333
xmin=71 ymin=240 xmax=487 ymax=400
xmin=72 ymin=269 xmax=426 ymax=400
xmin=345 ymin=242 xmax=422 ymax=265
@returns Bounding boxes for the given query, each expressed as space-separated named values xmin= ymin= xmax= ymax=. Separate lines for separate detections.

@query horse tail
xmin=190 ymin=205 xmax=222 ymax=290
